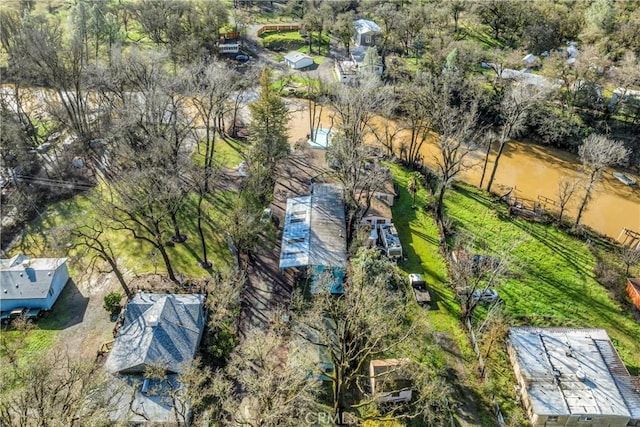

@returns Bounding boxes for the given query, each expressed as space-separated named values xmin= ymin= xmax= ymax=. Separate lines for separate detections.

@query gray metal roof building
xmin=279 ymin=183 xmax=347 ymax=270
xmin=508 ymin=327 xmax=640 ymax=426
xmin=106 ymin=292 xmax=206 ymax=424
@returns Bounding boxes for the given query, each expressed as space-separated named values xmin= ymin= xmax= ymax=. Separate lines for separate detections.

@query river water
xmin=287 ymin=102 xmax=640 ymax=240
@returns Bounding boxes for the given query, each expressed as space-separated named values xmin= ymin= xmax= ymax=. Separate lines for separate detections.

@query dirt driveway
xmin=239 ymin=140 xmax=330 ymax=334
xmin=52 ymin=271 xmax=119 ymax=361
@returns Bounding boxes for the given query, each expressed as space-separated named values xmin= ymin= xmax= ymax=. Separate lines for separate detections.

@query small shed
xmin=369 ymin=359 xmax=413 ymax=403
xmin=360 ymin=197 xmax=392 ymax=227
xmin=284 ymin=52 xmax=314 ymax=70
xmin=627 ymin=278 xmax=640 ymax=311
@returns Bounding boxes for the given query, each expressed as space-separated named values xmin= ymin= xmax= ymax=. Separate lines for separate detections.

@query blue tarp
xmin=311 ymin=265 xmax=345 ymax=294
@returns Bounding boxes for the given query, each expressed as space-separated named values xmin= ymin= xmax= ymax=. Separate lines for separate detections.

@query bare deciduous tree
xmin=327 ymin=78 xmax=393 ymax=242
xmin=451 ymin=238 xmax=515 ymax=319
xmin=556 ymin=176 xmax=580 ymax=223
xmin=55 ymin=219 xmax=132 ymax=297
xmin=222 ymin=328 xmax=321 ymax=427
xmin=0 ymin=349 xmax=118 ymax=426
xmin=575 ymin=134 xmax=629 ymax=227
xmin=139 ymin=359 xmax=214 ymax=426
xmin=98 ymin=169 xmax=179 ymax=282
xmin=186 ymin=61 xmax=237 ymax=193
xmin=621 ymin=246 xmax=640 ymax=277
xmin=484 ymin=85 xmax=541 ymax=192
xmin=368 ymin=100 xmax=403 ymax=157
xmin=399 ymin=83 xmax=432 ymax=168
xmin=292 ymin=248 xmax=412 ymax=422
xmin=418 ymin=72 xmax=478 ymax=222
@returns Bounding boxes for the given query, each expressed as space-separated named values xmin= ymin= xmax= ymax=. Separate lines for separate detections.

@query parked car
xmin=0 ymin=307 xmax=42 ymax=324
xmin=235 ymin=54 xmax=249 ymax=62
xmin=409 ymin=274 xmax=431 ymax=307
xmin=471 ymin=288 xmax=499 ymax=303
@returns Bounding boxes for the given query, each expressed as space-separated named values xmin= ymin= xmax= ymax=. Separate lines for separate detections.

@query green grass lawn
xmin=387 ymin=164 xmax=496 ymax=424
xmin=260 ymin=30 xmax=306 ymax=51
xmin=388 ymin=164 xmax=640 ymax=423
xmin=13 ymin=187 xmax=235 ymax=280
xmin=388 ymin=164 xmax=461 ymax=336
xmin=443 ymin=184 xmax=640 ymax=374
xmin=11 ymin=138 xmax=246 ymax=278
xmin=458 ymin=24 xmax=504 ymax=49
xmin=260 ymin=30 xmax=330 ymax=57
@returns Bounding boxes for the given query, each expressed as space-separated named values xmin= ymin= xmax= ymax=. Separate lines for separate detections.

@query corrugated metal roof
xmin=0 ymin=254 xmax=67 ymax=301
xmin=509 ymin=327 xmax=632 ymax=417
xmin=614 ymin=375 xmax=640 ymax=420
xmin=279 ymin=196 xmax=311 ymax=269
xmin=279 ymin=184 xmax=347 ymax=269
xmin=309 ymin=184 xmax=347 ymax=268
xmin=105 ymin=293 xmax=205 ymax=375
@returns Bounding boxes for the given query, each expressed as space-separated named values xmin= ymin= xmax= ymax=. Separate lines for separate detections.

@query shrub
xmin=103 ymin=292 xmax=123 ymax=315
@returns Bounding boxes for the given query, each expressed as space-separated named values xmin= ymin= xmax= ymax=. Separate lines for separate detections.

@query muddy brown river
xmin=287 ymin=103 xmax=640 ymax=240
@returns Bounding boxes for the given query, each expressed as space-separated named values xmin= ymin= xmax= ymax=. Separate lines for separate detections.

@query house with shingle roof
xmin=106 ymin=292 xmax=206 ymax=424
xmin=0 ymin=254 xmax=69 ymax=312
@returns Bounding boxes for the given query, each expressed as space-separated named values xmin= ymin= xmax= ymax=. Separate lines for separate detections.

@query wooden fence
xmin=257 ymin=24 xmax=300 ymax=36
xmin=220 ymin=31 xmax=240 ymax=40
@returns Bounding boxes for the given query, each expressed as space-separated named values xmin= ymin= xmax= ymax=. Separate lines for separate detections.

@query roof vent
xmin=576 ymin=368 xmax=586 ymax=381
xmin=22 ymin=259 xmax=30 ymax=268
xmin=141 ymin=378 xmax=151 ymax=394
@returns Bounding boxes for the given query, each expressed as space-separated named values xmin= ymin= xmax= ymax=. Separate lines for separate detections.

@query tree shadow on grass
xmin=37 ymin=279 xmax=88 ymax=330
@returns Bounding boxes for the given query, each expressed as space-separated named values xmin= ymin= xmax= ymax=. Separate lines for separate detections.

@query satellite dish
xmin=576 ymin=368 xmax=586 ymax=381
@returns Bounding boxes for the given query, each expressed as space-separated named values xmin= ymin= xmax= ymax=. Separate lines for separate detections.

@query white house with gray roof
xmin=106 ymin=292 xmax=206 ymax=424
xmin=0 ymin=254 xmax=69 ymax=312
xmin=284 ymin=51 xmax=314 ymax=70
xmin=508 ymin=327 xmax=640 ymax=427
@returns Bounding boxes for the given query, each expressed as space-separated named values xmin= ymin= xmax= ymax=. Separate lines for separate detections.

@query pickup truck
xmin=409 ymin=274 xmax=431 ymax=307
xmin=0 ymin=308 xmax=42 ymax=324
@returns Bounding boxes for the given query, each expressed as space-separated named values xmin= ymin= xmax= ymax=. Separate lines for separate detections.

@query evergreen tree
xmin=247 ymin=67 xmax=290 ymax=186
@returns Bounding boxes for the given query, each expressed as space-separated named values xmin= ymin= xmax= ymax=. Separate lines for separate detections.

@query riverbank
xmin=287 ymin=102 xmax=640 ymax=240
xmin=388 ymin=163 xmax=640 ymax=425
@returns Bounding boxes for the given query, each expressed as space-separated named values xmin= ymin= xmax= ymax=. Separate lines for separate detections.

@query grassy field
xmin=388 ymin=164 xmax=463 ymax=339
xmin=443 ymin=184 xmax=640 ymax=374
xmin=260 ymin=30 xmax=306 ymax=51
xmin=387 ymin=164 xmax=497 ymax=425
xmin=15 ymin=137 xmax=248 ymax=277
xmin=2 ymin=139 xmax=245 ymax=356
xmin=260 ymin=30 xmax=330 ymax=58
xmin=388 ymin=164 xmax=640 ymax=423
